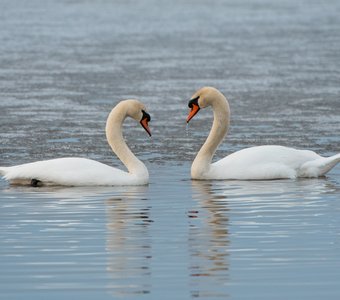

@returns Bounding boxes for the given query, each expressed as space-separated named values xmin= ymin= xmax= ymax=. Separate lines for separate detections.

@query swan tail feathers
xmin=300 ymin=153 xmax=340 ymax=177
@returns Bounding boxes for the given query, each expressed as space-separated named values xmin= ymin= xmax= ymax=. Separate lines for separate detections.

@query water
xmin=1 ymin=167 xmax=340 ymax=299
xmin=0 ymin=0 xmax=340 ymax=299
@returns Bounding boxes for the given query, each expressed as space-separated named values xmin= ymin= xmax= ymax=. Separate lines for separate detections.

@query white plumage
xmin=187 ymin=87 xmax=340 ymax=180
xmin=0 ymin=100 xmax=151 ymax=186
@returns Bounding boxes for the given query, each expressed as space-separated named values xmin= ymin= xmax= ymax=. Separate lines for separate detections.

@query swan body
xmin=187 ymin=87 xmax=340 ymax=180
xmin=0 ymin=100 xmax=151 ymax=186
xmin=0 ymin=157 xmax=145 ymax=186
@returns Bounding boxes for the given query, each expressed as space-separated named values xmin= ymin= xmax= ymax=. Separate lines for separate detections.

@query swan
xmin=186 ymin=87 xmax=340 ymax=180
xmin=0 ymin=99 xmax=151 ymax=186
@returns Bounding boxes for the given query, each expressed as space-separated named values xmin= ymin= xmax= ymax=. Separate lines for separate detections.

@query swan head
xmin=186 ymin=87 xmax=226 ymax=123
xmin=124 ymin=99 xmax=152 ymax=136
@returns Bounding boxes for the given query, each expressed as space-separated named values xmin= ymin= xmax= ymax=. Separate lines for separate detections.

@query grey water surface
xmin=1 ymin=0 xmax=340 ymax=299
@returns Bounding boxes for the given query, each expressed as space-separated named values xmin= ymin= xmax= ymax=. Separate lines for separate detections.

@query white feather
xmin=188 ymin=87 xmax=340 ymax=180
xmin=0 ymin=100 xmax=150 ymax=186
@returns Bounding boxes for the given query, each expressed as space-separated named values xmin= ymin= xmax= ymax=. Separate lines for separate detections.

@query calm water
xmin=0 ymin=0 xmax=340 ymax=299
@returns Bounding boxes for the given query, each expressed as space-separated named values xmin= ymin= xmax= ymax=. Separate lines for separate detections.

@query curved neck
xmin=105 ymin=106 xmax=148 ymax=177
xmin=192 ymin=97 xmax=230 ymax=177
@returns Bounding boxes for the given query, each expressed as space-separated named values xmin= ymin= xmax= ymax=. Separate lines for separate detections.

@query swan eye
xmin=140 ymin=110 xmax=151 ymax=137
xmin=187 ymin=96 xmax=201 ymax=123
xmin=141 ymin=110 xmax=151 ymax=122
xmin=188 ymin=96 xmax=199 ymax=108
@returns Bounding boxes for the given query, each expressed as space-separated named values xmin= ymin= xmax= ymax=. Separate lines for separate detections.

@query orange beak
xmin=140 ymin=110 xmax=151 ymax=136
xmin=140 ymin=118 xmax=151 ymax=136
xmin=186 ymin=103 xmax=200 ymax=123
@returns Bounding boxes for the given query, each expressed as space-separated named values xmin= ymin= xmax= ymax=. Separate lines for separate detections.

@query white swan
xmin=0 ymin=99 xmax=151 ymax=186
xmin=186 ymin=87 xmax=340 ymax=180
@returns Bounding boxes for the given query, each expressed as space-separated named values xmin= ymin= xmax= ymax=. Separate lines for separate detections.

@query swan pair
xmin=1 ymin=87 xmax=339 ymax=186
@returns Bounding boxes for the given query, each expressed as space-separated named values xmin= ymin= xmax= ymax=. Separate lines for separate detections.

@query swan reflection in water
xmin=189 ymin=181 xmax=230 ymax=298
xmin=0 ymin=185 xmax=152 ymax=296
xmin=188 ymin=177 xmax=339 ymax=298
xmin=188 ymin=179 xmax=339 ymax=298
xmin=105 ymin=185 xmax=152 ymax=297
xmin=1 ymin=172 xmax=338 ymax=298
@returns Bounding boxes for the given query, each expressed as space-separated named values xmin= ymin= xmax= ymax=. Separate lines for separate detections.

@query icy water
xmin=1 ymin=0 xmax=340 ymax=299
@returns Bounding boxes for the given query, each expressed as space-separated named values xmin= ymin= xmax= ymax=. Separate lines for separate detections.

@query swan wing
xmin=0 ymin=158 xmax=146 ymax=186
xmin=210 ymin=145 xmax=322 ymax=180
